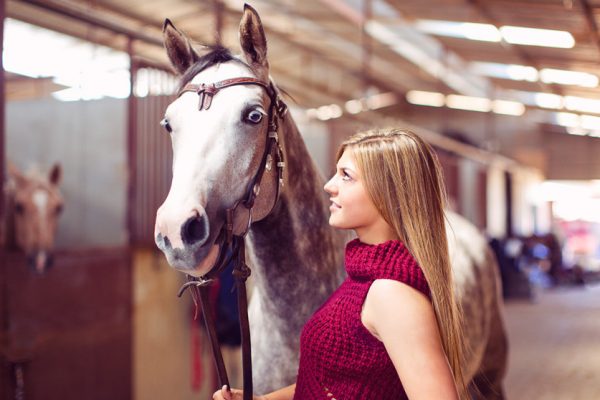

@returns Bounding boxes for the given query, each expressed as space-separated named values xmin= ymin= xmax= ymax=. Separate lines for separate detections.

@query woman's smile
xmin=329 ymin=199 xmax=341 ymax=210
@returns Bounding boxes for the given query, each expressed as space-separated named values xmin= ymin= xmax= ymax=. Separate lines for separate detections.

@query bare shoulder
xmin=366 ymin=279 xmax=432 ymax=312
xmin=363 ymin=280 xmax=459 ymax=399
xmin=362 ymin=279 xmax=437 ymax=339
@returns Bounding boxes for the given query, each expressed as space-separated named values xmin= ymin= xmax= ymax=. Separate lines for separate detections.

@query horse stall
xmin=2 ymin=84 xmax=133 ymax=400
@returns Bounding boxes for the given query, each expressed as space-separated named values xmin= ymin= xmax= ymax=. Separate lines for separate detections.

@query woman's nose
xmin=323 ymin=176 xmax=336 ymax=194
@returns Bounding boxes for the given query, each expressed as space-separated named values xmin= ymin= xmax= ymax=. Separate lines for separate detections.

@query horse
xmin=2 ymin=162 xmax=63 ymax=274
xmin=154 ymin=5 xmax=507 ymax=398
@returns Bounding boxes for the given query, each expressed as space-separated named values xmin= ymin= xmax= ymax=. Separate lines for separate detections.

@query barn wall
xmin=290 ymin=107 xmax=331 ymax=179
xmin=133 ymin=248 xmax=216 ymax=400
xmin=6 ymin=97 xmax=128 ymax=248
xmin=543 ymin=130 xmax=600 ymax=180
xmin=402 ymin=105 xmax=600 ymax=180
xmin=3 ymin=249 xmax=131 ymax=400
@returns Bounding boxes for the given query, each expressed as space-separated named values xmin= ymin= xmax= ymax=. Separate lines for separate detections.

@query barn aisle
xmin=503 ymin=283 xmax=600 ymax=400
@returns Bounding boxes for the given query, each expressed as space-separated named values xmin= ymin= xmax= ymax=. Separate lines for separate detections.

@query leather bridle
xmin=175 ymin=76 xmax=287 ymax=400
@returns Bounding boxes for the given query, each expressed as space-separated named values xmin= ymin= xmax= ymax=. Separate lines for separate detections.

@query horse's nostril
xmin=181 ymin=214 xmax=209 ymax=246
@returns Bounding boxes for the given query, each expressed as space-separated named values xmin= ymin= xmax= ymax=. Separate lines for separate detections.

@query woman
xmin=214 ymin=128 xmax=466 ymax=399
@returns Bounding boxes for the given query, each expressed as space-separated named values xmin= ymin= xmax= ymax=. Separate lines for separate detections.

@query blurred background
xmin=1 ymin=0 xmax=599 ymax=399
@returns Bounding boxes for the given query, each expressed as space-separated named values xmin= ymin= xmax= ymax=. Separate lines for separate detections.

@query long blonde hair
xmin=337 ymin=128 xmax=467 ymax=397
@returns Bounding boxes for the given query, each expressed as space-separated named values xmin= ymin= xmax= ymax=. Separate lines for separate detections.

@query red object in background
xmin=559 ymin=220 xmax=595 ymax=253
xmin=191 ymin=314 xmax=203 ymax=392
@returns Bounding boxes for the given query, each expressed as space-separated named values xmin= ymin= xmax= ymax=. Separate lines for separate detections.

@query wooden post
xmin=0 ymin=0 xmax=8 ymax=396
xmin=127 ymin=38 xmax=138 ymax=245
xmin=505 ymin=171 xmax=513 ymax=237
xmin=361 ymin=0 xmax=372 ymax=96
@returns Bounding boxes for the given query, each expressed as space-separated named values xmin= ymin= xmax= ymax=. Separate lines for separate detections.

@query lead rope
xmin=232 ymin=237 xmax=253 ymax=400
xmin=197 ymin=283 xmax=231 ymax=390
xmin=190 ymin=237 xmax=253 ymax=400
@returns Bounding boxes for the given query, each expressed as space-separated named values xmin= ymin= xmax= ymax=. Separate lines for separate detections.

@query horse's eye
xmin=246 ymin=110 xmax=263 ymax=124
xmin=160 ymin=118 xmax=172 ymax=133
xmin=55 ymin=204 xmax=63 ymax=215
xmin=14 ymin=202 xmax=24 ymax=214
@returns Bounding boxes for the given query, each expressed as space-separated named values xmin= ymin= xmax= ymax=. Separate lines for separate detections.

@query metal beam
xmin=465 ymin=0 xmax=563 ymax=96
xmin=318 ymin=0 xmax=491 ymax=97
xmin=579 ymin=0 xmax=600 ymax=61
xmin=19 ymin=0 xmax=163 ymax=46
xmin=15 ymin=0 xmax=398 ymax=104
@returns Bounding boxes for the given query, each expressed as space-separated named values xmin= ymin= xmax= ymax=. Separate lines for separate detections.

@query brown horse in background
xmin=2 ymin=163 xmax=63 ymax=273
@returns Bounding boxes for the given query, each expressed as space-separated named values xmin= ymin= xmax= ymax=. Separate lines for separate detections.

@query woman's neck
xmin=355 ymin=219 xmax=397 ymax=245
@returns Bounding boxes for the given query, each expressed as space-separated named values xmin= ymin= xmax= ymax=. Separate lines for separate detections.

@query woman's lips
xmin=329 ymin=200 xmax=341 ymax=210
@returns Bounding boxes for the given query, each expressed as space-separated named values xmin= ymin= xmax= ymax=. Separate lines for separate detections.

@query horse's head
xmin=6 ymin=163 xmax=63 ymax=273
xmin=155 ymin=5 xmax=284 ymax=276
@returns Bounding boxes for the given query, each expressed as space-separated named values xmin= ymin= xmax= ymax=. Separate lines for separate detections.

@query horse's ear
xmin=49 ymin=163 xmax=61 ymax=186
xmin=7 ymin=161 xmax=26 ymax=187
xmin=239 ymin=4 xmax=269 ymax=78
xmin=163 ymin=19 xmax=203 ymax=75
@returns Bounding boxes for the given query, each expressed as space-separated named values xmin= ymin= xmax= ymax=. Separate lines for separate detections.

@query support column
xmin=0 ymin=0 xmax=9 ymax=397
xmin=127 ymin=38 xmax=138 ymax=245
xmin=505 ymin=171 xmax=513 ymax=237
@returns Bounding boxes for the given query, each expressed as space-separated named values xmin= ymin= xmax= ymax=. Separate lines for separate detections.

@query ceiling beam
xmin=464 ymin=0 xmax=563 ymax=97
xmin=318 ymin=0 xmax=491 ymax=97
xmin=579 ymin=0 xmax=600 ymax=62
xmin=19 ymin=0 xmax=163 ymax=46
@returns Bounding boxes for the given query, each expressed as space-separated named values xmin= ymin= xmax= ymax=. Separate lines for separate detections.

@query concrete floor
xmin=503 ymin=282 xmax=600 ymax=400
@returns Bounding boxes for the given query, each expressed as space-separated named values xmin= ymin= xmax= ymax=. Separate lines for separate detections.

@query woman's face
xmin=324 ymin=150 xmax=385 ymax=233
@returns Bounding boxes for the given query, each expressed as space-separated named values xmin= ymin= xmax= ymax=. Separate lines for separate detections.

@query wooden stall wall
xmin=132 ymin=248 xmax=215 ymax=400
xmin=3 ymin=249 xmax=131 ymax=400
xmin=6 ymin=97 xmax=128 ymax=249
xmin=3 ymin=92 xmax=131 ymax=399
xmin=131 ymin=92 xmax=174 ymax=246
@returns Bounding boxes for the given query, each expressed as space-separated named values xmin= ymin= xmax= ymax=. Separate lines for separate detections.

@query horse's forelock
xmin=178 ymin=46 xmax=251 ymax=90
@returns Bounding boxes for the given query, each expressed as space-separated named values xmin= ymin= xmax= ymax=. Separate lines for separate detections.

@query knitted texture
xmin=293 ymin=239 xmax=431 ymax=399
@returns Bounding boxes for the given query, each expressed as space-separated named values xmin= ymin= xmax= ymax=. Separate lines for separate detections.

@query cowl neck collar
xmin=344 ymin=238 xmax=418 ymax=281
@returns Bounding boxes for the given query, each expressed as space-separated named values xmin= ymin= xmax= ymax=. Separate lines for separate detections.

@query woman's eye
xmin=341 ymin=171 xmax=351 ymax=181
xmin=246 ymin=110 xmax=263 ymax=124
xmin=160 ymin=118 xmax=172 ymax=133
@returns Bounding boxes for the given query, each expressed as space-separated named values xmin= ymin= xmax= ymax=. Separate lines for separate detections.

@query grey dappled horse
xmin=154 ymin=5 xmax=507 ymax=399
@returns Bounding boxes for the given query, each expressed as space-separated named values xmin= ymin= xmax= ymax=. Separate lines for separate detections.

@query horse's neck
xmin=247 ymin=113 xmax=345 ymax=317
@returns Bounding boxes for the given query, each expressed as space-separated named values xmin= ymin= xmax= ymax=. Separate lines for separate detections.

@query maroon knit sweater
xmin=293 ymin=238 xmax=431 ymax=400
